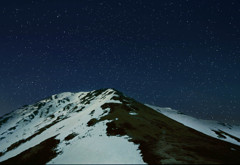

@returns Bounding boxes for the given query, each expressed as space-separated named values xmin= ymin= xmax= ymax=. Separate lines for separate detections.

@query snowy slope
xmin=0 ymin=89 xmax=144 ymax=164
xmin=146 ymin=104 xmax=240 ymax=146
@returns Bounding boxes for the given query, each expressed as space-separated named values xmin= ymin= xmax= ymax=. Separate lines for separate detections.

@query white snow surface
xmin=129 ymin=112 xmax=138 ymax=115
xmin=146 ymin=104 xmax=240 ymax=146
xmin=0 ymin=89 xmax=144 ymax=164
xmin=48 ymin=121 xmax=144 ymax=164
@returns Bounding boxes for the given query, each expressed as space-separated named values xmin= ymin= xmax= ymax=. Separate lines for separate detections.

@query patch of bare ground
xmin=1 ymin=135 xmax=60 ymax=164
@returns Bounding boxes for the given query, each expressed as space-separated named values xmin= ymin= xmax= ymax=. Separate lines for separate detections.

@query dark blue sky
xmin=0 ymin=0 xmax=239 ymax=124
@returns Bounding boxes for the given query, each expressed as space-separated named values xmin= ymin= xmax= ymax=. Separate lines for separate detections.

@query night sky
xmin=0 ymin=0 xmax=239 ymax=124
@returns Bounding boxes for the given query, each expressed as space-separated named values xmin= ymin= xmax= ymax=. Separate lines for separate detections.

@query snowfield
xmin=48 ymin=121 xmax=144 ymax=164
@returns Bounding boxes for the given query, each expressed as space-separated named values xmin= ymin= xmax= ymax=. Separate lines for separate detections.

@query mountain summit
xmin=0 ymin=88 xmax=239 ymax=164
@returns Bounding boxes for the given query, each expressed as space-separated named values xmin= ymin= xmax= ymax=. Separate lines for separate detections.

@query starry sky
xmin=0 ymin=0 xmax=239 ymax=124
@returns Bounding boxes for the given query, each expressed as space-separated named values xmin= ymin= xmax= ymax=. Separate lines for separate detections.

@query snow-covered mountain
xmin=0 ymin=88 xmax=240 ymax=164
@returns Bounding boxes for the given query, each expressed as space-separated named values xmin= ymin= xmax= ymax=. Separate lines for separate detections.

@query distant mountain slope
xmin=0 ymin=88 xmax=240 ymax=164
xmin=146 ymin=104 xmax=240 ymax=146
